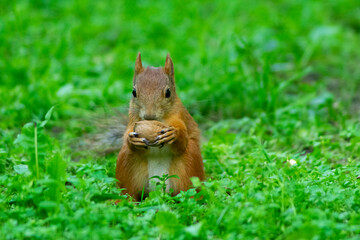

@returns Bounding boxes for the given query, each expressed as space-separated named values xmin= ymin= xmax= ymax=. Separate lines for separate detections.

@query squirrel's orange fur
xmin=116 ymin=53 xmax=205 ymax=201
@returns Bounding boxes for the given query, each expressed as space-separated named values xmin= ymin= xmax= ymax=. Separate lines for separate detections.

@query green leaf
xmin=155 ymin=211 xmax=183 ymax=234
xmin=40 ymin=106 xmax=55 ymax=127
xmin=14 ymin=164 xmax=30 ymax=175
xmin=190 ymin=177 xmax=201 ymax=188
xmin=90 ymin=194 xmax=127 ymax=202
xmin=185 ymin=222 xmax=203 ymax=237
xmin=38 ymin=200 xmax=58 ymax=210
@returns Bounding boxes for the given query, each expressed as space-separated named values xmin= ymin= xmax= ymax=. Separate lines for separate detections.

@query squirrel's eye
xmin=132 ymin=88 xmax=137 ymax=97
xmin=165 ymin=88 xmax=171 ymax=98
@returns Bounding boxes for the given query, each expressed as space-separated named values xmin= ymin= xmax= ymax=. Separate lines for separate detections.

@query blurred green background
xmin=1 ymin=0 xmax=360 ymax=239
xmin=1 ymin=0 xmax=359 ymax=128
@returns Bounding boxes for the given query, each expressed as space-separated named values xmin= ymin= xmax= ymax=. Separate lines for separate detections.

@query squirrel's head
xmin=130 ymin=53 xmax=177 ymax=121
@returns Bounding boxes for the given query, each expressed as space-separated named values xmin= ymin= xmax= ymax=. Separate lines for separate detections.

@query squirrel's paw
xmin=128 ymin=132 xmax=150 ymax=149
xmin=154 ymin=127 xmax=177 ymax=146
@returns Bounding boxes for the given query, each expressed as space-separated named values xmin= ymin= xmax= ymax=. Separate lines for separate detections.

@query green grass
xmin=1 ymin=0 xmax=360 ymax=239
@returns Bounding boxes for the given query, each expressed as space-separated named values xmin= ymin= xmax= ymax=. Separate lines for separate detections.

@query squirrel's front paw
xmin=128 ymin=132 xmax=150 ymax=149
xmin=153 ymin=127 xmax=178 ymax=146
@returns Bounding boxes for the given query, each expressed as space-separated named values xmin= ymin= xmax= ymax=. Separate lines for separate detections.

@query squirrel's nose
xmin=144 ymin=114 xmax=157 ymax=120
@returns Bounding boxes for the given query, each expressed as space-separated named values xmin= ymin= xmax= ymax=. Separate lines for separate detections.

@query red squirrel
xmin=115 ymin=53 xmax=205 ymax=201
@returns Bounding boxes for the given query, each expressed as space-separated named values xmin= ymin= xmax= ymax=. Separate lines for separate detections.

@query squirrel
xmin=115 ymin=53 xmax=205 ymax=201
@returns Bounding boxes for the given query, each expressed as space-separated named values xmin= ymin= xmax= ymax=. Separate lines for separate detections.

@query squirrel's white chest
xmin=147 ymin=146 xmax=172 ymax=191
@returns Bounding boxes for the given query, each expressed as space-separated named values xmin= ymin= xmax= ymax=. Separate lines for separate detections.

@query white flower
xmin=288 ymin=159 xmax=297 ymax=166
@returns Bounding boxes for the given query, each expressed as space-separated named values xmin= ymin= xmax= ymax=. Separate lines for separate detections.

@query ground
xmin=1 ymin=0 xmax=360 ymax=239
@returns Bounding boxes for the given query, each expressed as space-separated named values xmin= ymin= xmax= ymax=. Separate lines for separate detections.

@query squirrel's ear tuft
xmin=164 ymin=53 xmax=174 ymax=79
xmin=134 ymin=52 xmax=143 ymax=75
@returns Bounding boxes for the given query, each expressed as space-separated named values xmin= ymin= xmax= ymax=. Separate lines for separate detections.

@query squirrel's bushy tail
xmin=76 ymin=110 xmax=128 ymax=156
xmin=91 ymin=115 xmax=127 ymax=155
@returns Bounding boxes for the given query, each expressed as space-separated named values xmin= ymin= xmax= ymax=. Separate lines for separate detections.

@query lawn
xmin=1 ymin=0 xmax=360 ymax=239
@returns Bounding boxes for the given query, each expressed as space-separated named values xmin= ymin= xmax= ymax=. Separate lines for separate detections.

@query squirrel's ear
xmin=164 ymin=53 xmax=174 ymax=79
xmin=134 ymin=52 xmax=143 ymax=75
